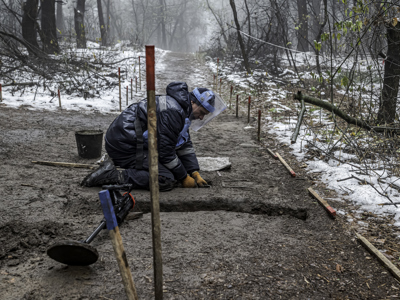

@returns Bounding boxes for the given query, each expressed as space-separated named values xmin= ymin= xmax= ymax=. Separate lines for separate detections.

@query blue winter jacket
xmin=105 ymin=82 xmax=199 ymax=180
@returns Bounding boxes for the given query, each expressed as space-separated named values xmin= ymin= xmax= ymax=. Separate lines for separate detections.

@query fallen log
xmin=32 ymin=160 xmax=96 ymax=169
xmin=293 ymin=91 xmax=400 ymax=133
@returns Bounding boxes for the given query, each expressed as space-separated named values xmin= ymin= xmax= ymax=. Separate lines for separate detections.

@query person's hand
xmin=191 ymin=171 xmax=207 ymax=187
xmin=182 ymin=174 xmax=197 ymax=188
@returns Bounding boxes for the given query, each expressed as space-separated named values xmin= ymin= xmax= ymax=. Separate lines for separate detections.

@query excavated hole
xmin=136 ymin=197 xmax=308 ymax=220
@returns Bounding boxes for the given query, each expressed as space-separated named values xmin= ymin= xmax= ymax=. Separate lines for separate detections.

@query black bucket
xmin=75 ymin=130 xmax=103 ymax=159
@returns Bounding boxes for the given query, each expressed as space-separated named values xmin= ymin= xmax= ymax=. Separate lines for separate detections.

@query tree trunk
xmin=56 ymin=0 xmax=65 ymax=36
xmin=377 ymin=23 xmax=400 ymax=125
xmin=158 ymin=0 xmax=167 ymax=49
xmin=229 ymin=0 xmax=251 ymax=74
xmin=74 ymin=0 xmax=86 ymax=49
xmin=97 ymin=0 xmax=107 ymax=46
xmin=22 ymin=0 xmax=39 ymax=55
xmin=311 ymin=0 xmax=321 ymax=41
xmin=296 ymin=0 xmax=309 ymax=52
xmin=41 ymin=0 xmax=60 ymax=54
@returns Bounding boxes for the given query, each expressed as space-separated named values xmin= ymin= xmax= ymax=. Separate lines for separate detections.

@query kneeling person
xmin=81 ymin=81 xmax=226 ymax=191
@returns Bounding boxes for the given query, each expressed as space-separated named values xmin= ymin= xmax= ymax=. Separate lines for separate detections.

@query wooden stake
xmin=213 ymin=75 xmax=216 ymax=89
xmin=230 ymin=85 xmax=233 ymax=109
xmin=126 ymin=86 xmax=128 ymax=105
xmin=257 ymin=109 xmax=261 ymax=141
xmin=58 ymin=89 xmax=61 ymax=108
xmin=216 ymin=58 xmax=219 ymax=88
xmin=135 ymin=76 xmax=137 ymax=93
xmin=248 ymin=96 xmax=251 ymax=124
xmin=236 ymin=94 xmax=239 ymax=118
xmin=356 ymin=233 xmax=400 ymax=282
xmin=307 ymin=187 xmax=336 ymax=218
xmin=219 ymin=78 xmax=222 ymax=95
xmin=138 ymin=56 xmax=141 ymax=90
xmin=266 ymin=148 xmax=278 ymax=159
xmin=118 ymin=67 xmax=121 ymax=112
xmin=0 ymin=83 xmax=2 ymax=102
xmin=32 ymin=160 xmax=96 ymax=169
xmin=98 ymin=190 xmax=138 ymax=300
xmin=131 ymin=78 xmax=133 ymax=100
xmin=276 ymin=152 xmax=296 ymax=177
xmin=146 ymin=45 xmax=163 ymax=300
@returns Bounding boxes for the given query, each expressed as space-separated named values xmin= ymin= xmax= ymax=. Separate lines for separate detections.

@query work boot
xmin=81 ymin=159 xmax=123 ymax=187
xmin=158 ymin=176 xmax=176 ymax=192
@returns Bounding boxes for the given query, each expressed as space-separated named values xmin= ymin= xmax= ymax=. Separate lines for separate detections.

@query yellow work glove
xmin=191 ymin=171 xmax=207 ymax=187
xmin=182 ymin=174 xmax=197 ymax=188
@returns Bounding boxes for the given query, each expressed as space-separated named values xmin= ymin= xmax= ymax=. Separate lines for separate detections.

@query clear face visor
xmin=190 ymin=88 xmax=227 ymax=131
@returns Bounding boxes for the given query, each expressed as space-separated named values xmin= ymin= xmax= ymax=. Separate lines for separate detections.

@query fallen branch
xmin=291 ymin=99 xmax=306 ymax=144
xmin=32 ymin=160 xmax=96 ymax=169
xmin=293 ymin=91 xmax=400 ymax=133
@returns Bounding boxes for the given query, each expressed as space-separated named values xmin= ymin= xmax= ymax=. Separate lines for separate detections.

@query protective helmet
xmin=189 ymin=87 xmax=227 ymax=131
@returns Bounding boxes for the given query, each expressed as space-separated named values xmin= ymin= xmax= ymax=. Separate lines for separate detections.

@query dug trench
xmin=1 ymin=52 xmax=400 ymax=299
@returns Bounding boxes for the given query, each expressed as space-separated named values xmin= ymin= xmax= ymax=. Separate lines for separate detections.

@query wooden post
xmin=219 ymin=78 xmax=222 ymax=95
xmin=131 ymin=79 xmax=133 ymax=100
xmin=230 ymin=85 xmax=233 ymax=109
xmin=145 ymin=45 xmax=163 ymax=300
xmin=213 ymin=75 xmax=215 ymax=89
xmin=216 ymin=58 xmax=219 ymax=87
xmin=98 ymin=190 xmax=138 ymax=300
xmin=247 ymin=96 xmax=251 ymax=124
xmin=58 ymin=89 xmax=61 ymax=108
xmin=258 ymin=110 xmax=261 ymax=141
xmin=135 ymin=76 xmax=137 ymax=93
xmin=126 ymin=86 xmax=128 ymax=105
xmin=118 ymin=67 xmax=122 ymax=112
xmin=0 ymin=84 xmax=2 ymax=102
xmin=236 ymin=94 xmax=239 ymax=118
xmin=138 ymin=56 xmax=141 ymax=91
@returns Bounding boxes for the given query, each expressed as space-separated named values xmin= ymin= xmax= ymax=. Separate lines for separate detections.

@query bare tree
xmin=377 ymin=22 xmax=400 ymax=125
xmin=296 ymin=0 xmax=309 ymax=52
xmin=97 ymin=0 xmax=107 ymax=46
xmin=41 ymin=0 xmax=60 ymax=54
xmin=229 ymin=0 xmax=251 ymax=73
xmin=56 ymin=0 xmax=65 ymax=35
xmin=74 ymin=0 xmax=86 ymax=48
xmin=22 ymin=0 xmax=40 ymax=55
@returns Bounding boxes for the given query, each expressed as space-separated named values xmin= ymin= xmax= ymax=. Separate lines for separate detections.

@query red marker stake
xmin=230 ymin=85 xmax=233 ymax=109
xmin=118 ymin=67 xmax=121 ymax=112
xmin=0 ymin=84 xmax=2 ymax=102
xmin=146 ymin=45 xmax=163 ymax=300
xmin=257 ymin=110 xmax=261 ymax=141
xmin=131 ymin=78 xmax=133 ymax=100
xmin=58 ymin=89 xmax=61 ymax=108
xmin=236 ymin=94 xmax=239 ymax=118
xmin=135 ymin=76 xmax=137 ymax=93
xmin=247 ymin=96 xmax=251 ymax=124
xmin=126 ymin=86 xmax=128 ymax=105
xmin=138 ymin=56 xmax=141 ymax=91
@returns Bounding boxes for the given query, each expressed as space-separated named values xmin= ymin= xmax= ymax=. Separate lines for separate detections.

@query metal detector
xmin=47 ymin=184 xmax=138 ymax=266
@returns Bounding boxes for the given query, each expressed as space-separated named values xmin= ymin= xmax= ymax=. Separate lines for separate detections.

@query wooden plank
xmin=356 ymin=233 xmax=400 ymax=282
xmin=266 ymin=148 xmax=278 ymax=160
xmin=308 ymin=187 xmax=336 ymax=218
xmin=32 ymin=160 xmax=96 ymax=169
xmin=275 ymin=152 xmax=296 ymax=177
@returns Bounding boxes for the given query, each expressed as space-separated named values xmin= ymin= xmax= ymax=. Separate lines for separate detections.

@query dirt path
xmin=0 ymin=51 xmax=398 ymax=299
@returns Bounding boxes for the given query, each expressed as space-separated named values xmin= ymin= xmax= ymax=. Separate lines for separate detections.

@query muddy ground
xmin=1 ymin=52 xmax=400 ymax=299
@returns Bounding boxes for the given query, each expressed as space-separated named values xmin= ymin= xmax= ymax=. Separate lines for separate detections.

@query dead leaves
xmin=336 ymin=263 xmax=344 ymax=273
